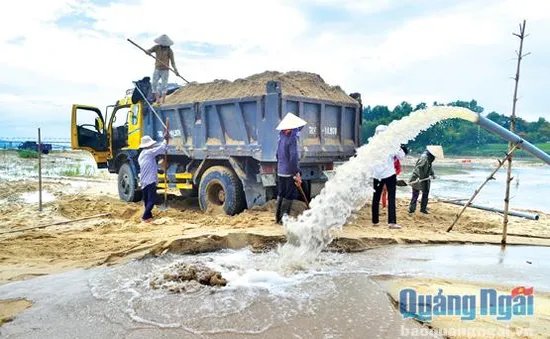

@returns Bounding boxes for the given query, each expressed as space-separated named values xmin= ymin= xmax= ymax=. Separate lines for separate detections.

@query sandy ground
xmin=377 ymin=277 xmax=550 ymax=339
xmin=2 ymin=176 xmax=550 ymax=287
xmin=1 ymin=150 xmax=550 ymax=336
xmin=0 ymin=298 xmax=32 ymax=325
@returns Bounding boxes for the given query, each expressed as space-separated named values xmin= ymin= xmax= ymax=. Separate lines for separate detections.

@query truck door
xmin=71 ymin=105 xmax=110 ymax=167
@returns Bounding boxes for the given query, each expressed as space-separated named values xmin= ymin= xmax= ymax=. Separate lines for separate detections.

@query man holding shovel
xmin=138 ymin=131 xmax=171 ymax=223
xmin=275 ymin=112 xmax=307 ymax=224
xmin=408 ymin=145 xmax=443 ymax=214
xmin=146 ymin=34 xmax=179 ymax=105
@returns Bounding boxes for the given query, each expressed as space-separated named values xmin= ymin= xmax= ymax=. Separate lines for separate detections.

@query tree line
xmin=361 ymin=100 xmax=550 ymax=155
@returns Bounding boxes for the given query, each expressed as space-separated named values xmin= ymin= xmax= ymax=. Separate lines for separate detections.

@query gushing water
xmin=278 ymin=106 xmax=478 ymax=264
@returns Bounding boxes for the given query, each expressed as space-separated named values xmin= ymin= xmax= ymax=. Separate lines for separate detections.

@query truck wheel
xmin=198 ymin=166 xmax=245 ymax=215
xmin=118 ymin=163 xmax=142 ymax=202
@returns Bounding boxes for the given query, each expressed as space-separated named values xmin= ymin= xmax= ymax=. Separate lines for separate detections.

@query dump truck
xmin=71 ymin=73 xmax=362 ymax=215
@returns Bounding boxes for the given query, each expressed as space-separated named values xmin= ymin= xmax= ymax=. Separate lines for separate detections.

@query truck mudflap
xmin=228 ymin=157 xmax=266 ymax=208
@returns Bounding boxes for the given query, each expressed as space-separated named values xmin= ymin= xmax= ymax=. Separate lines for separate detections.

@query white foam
xmin=278 ymin=106 xmax=478 ymax=264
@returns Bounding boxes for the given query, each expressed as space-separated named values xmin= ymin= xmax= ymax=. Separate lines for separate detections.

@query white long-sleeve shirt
xmin=372 ymin=148 xmax=406 ymax=180
xmin=138 ymin=140 xmax=167 ymax=188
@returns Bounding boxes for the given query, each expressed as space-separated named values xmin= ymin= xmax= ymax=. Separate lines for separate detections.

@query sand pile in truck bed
xmin=165 ymin=71 xmax=358 ymax=105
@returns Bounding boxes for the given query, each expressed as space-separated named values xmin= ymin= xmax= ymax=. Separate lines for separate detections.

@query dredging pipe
xmin=473 ymin=113 xmax=550 ymax=165
xmin=445 ymin=200 xmax=539 ymax=220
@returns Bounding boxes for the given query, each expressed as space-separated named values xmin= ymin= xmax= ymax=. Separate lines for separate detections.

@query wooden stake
xmin=503 ymin=20 xmax=529 ymax=246
xmin=38 ymin=128 xmax=42 ymax=212
xmin=0 ymin=213 xmax=111 ymax=235
xmin=447 ymin=143 xmax=520 ymax=233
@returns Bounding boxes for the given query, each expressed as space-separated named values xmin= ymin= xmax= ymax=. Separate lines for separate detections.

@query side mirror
xmin=95 ymin=117 xmax=104 ymax=132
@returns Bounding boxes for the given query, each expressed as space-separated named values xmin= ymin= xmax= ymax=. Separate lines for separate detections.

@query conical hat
xmin=139 ymin=135 xmax=157 ymax=148
xmin=276 ymin=112 xmax=307 ymax=130
xmin=427 ymin=145 xmax=444 ymax=159
xmin=154 ymin=34 xmax=174 ymax=46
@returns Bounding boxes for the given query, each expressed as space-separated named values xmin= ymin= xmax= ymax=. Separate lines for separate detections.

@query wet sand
xmin=0 ymin=298 xmax=32 ymax=326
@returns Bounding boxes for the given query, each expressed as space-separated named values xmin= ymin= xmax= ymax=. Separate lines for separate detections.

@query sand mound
xmin=149 ymin=261 xmax=227 ymax=293
xmin=165 ymin=71 xmax=359 ymax=105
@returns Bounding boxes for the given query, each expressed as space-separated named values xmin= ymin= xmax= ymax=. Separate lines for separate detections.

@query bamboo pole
xmin=447 ymin=143 xmax=520 ymax=232
xmin=38 ymin=128 xmax=42 ymax=212
xmin=503 ymin=20 xmax=529 ymax=246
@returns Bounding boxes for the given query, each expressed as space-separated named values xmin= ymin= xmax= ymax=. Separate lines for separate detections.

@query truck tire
xmin=198 ymin=166 xmax=245 ymax=215
xmin=118 ymin=163 xmax=142 ymax=202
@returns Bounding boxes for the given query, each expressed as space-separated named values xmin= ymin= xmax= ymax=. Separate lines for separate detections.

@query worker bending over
xmin=371 ymin=125 xmax=408 ymax=229
xmin=147 ymin=34 xmax=179 ymax=105
xmin=275 ymin=113 xmax=307 ymax=224
xmin=138 ymin=132 xmax=170 ymax=222
xmin=408 ymin=145 xmax=443 ymax=214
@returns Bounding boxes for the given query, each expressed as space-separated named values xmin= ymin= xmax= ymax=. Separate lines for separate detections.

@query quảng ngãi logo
xmin=398 ymin=286 xmax=534 ymax=322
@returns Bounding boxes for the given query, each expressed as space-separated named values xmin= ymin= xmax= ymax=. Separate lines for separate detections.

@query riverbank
xmin=2 ymin=150 xmax=550 ymax=336
xmin=1 ymin=175 xmax=550 ymax=285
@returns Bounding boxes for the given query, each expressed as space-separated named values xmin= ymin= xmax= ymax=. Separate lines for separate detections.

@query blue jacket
xmin=276 ymin=129 xmax=301 ymax=176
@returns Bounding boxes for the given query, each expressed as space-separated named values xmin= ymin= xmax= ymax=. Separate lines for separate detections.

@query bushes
xmin=17 ymin=150 xmax=39 ymax=159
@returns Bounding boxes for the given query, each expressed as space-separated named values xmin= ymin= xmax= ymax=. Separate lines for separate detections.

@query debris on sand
xmin=165 ymin=71 xmax=358 ymax=105
xmin=149 ymin=261 xmax=227 ymax=293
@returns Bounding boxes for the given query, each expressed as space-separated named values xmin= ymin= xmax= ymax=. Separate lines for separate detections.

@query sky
xmin=0 ymin=0 xmax=549 ymax=139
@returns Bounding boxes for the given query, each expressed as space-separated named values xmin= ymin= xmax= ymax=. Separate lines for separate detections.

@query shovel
xmin=396 ymin=177 xmax=433 ymax=187
xmin=158 ymin=118 xmax=170 ymax=211
xmin=297 ymin=184 xmax=310 ymax=209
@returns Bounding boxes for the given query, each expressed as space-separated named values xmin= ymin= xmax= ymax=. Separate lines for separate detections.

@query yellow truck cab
xmin=71 ymin=91 xmax=148 ymax=202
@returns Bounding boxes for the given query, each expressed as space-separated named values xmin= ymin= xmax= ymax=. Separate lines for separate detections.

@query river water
xmin=411 ymin=163 xmax=550 ymax=213
xmin=1 ymin=244 xmax=548 ymax=339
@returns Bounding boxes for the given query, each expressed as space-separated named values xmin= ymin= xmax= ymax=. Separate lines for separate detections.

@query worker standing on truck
xmin=275 ymin=113 xmax=307 ymax=224
xmin=146 ymin=34 xmax=179 ymax=105
xmin=138 ymin=132 xmax=170 ymax=223
xmin=371 ymin=125 xmax=407 ymax=229
xmin=408 ymin=145 xmax=443 ymax=214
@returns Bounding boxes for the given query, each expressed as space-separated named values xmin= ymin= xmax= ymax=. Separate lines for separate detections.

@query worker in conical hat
xmin=275 ymin=112 xmax=307 ymax=224
xmin=408 ymin=145 xmax=444 ymax=214
xmin=146 ymin=34 xmax=179 ymax=105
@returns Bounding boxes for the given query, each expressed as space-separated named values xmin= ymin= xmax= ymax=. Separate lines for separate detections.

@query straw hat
xmin=276 ymin=112 xmax=307 ymax=131
xmin=427 ymin=145 xmax=444 ymax=159
xmin=375 ymin=125 xmax=388 ymax=135
xmin=154 ymin=34 xmax=174 ymax=46
xmin=139 ymin=135 xmax=157 ymax=148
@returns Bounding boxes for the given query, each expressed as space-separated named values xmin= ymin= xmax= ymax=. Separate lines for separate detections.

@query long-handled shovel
xmin=158 ymin=118 xmax=170 ymax=211
xmin=296 ymin=181 xmax=310 ymax=209
xmin=396 ymin=177 xmax=433 ymax=187
xmin=127 ymin=38 xmax=190 ymax=84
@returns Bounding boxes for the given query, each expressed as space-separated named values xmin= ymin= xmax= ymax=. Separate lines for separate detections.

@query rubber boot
xmin=420 ymin=191 xmax=430 ymax=214
xmin=275 ymin=198 xmax=283 ymax=224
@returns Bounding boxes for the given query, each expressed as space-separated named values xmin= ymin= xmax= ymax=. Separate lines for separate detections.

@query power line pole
xmin=502 ymin=20 xmax=530 ymax=246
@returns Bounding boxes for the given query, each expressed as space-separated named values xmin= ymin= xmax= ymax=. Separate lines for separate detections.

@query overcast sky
xmin=0 ymin=0 xmax=549 ymax=139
